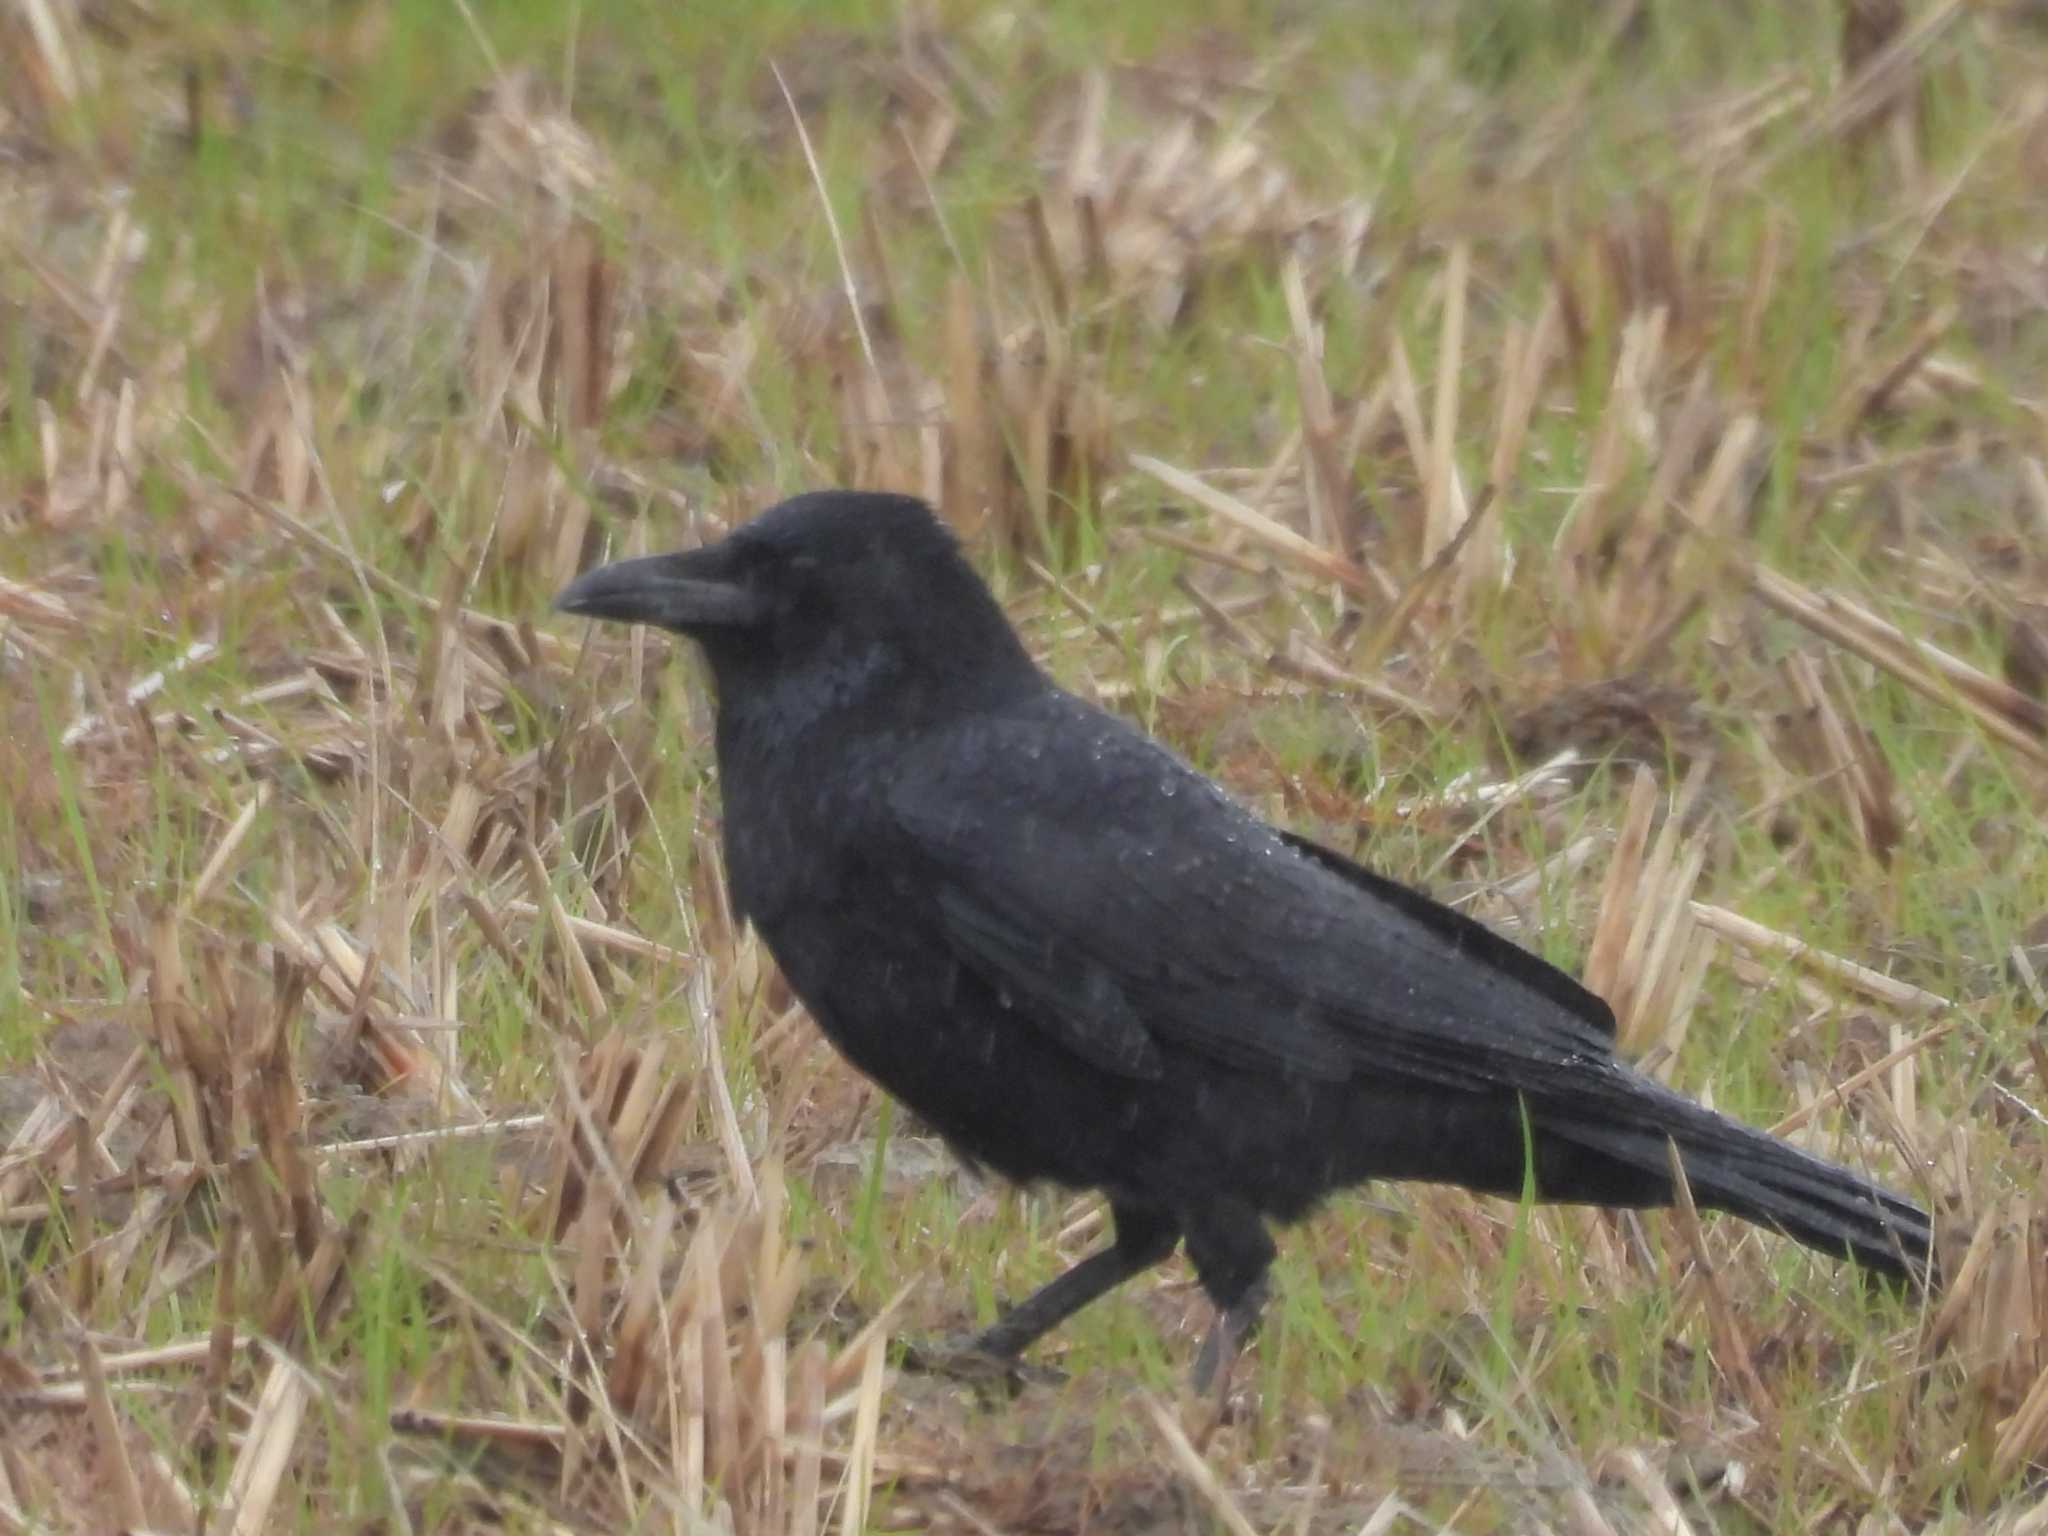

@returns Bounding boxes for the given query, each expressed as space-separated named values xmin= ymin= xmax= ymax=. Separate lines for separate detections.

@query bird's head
xmin=554 ymin=491 xmax=1037 ymax=714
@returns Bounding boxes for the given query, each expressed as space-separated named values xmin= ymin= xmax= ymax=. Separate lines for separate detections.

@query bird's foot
xmin=1190 ymin=1281 xmax=1268 ymax=1397
xmin=897 ymin=1333 xmax=1067 ymax=1391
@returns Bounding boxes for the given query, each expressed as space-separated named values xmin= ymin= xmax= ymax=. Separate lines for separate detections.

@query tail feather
xmin=1541 ymin=1078 xmax=1933 ymax=1285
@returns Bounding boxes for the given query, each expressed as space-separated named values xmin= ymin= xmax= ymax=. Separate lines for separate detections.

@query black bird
xmin=556 ymin=490 xmax=1932 ymax=1386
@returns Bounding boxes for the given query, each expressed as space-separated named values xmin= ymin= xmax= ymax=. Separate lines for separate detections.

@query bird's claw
xmin=1190 ymin=1285 xmax=1267 ymax=1396
xmin=898 ymin=1334 xmax=1067 ymax=1390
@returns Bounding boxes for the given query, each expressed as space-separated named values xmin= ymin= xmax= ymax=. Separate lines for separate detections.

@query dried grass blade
xmin=75 ymin=1335 xmax=148 ymax=1531
xmin=1767 ymin=1015 xmax=1958 ymax=1140
xmin=1691 ymin=902 xmax=1949 ymax=1014
xmin=1752 ymin=566 xmax=2048 ymax=764
xmin=1584 ymin=765 xmax=1660 ymax=1008
xmin=835 ymin=1333 xmax=887 ymax=1536
xmin=1424 ymin=240 xmax=1470 ymax=566
xmin=1663 ymin=1140 xmax=1774 ymax=1425
xmin=1131 ymin=453 xmax=1391 ymax=602
xmin=1144 ymin=1394 xmax=1261 ymax=1536
xmin=223 ymin=1352 xmax=314 ymax=1536
xmin=519 ymin=835 xmax=608 ymax=1035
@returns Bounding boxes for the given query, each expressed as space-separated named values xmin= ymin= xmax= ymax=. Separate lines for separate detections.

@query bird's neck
xmin=714 ymin=638 xmax=1041 ymax=760
xmin=710 ymin=649 xmax=1034 ymax=927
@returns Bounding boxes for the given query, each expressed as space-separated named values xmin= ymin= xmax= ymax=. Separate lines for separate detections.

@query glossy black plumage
xmin=556 ymin=490 xmax=1932 ymax=1381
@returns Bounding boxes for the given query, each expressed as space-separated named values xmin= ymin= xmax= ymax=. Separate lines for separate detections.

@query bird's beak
xmin=554 ymin=549 xmax=763 ymax=631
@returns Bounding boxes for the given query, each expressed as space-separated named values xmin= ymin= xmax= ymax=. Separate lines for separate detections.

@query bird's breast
xmin=714 ymin=727 xmax=901 ymax=931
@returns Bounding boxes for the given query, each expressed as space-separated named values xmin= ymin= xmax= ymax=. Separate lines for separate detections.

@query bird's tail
xmin=1540 ymin=1078 xmax=1933 ymax=1286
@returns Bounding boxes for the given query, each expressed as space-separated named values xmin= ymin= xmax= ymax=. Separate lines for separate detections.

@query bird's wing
xmin=1270 ymin=829 xmax=1618 ymax=1040
xmin=930 ymin=883 xmax=1166 ymax=1079
xmin=888 ymin=700 xmax=1621 ymax=1092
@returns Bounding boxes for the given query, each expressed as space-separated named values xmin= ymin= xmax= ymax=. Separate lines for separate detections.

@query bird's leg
xmin=1183 ymin=1199 xmax=1277 ymax=1396
xmin=969 ymin=1216 xmax=1176 ymax=1357
xmin=902 ymin=1204 xmax=1178 ymax=1383
xmin=1191 ymin=1276 xmax=1269 ymax=1395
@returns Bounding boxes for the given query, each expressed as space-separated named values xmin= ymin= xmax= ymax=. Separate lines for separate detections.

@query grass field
xmin=4 ymin=0 xmax=2048 ymax=1529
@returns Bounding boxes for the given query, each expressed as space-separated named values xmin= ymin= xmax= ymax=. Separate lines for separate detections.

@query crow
xmin=556 ymin=490 xmax=1932 ymax=1387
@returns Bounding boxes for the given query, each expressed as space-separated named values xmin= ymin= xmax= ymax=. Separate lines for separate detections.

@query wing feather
xmin=889 ymin=696 xmax=1620 ymax=1092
